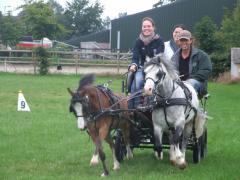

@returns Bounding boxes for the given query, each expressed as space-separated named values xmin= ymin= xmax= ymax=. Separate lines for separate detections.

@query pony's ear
xmin=67 ymin=88 xmax=74 ymax=96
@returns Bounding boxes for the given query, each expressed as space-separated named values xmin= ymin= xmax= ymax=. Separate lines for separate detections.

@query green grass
xmin=0 ymin=73 xmax=240 ymax=179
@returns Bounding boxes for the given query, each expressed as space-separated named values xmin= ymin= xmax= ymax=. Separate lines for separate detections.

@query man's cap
xmin=178 ymin=30 xmax=192 ymax=40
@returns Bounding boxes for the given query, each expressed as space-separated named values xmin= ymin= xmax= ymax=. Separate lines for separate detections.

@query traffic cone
xmin=17 ymin=90 xmax=31 ymax=112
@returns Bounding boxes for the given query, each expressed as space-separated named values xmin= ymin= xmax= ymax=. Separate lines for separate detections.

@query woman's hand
xmin=129 ymin=64 xmax=137 ymax=72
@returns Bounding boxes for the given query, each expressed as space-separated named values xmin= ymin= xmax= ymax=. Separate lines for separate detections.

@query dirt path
xmin=0 ymin=63 xmax=128 ymax=75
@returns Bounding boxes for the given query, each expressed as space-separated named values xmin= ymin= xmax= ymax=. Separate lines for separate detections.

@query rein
xmin=88 ymin=86 xmax=117 ymax=122
xmin=92 ymin=89 xmax=143 ymax=120
xmin=80 ymin=86 xmax=142 ymax=123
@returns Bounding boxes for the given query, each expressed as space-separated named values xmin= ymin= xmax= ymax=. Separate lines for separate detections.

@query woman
xmin=164 ymin=24 xmax=185 ymax=60
xmin=128 ymin=17 xmax=164 ymax=108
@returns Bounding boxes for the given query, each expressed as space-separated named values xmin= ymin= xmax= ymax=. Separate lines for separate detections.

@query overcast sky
xmin=0 ymin=0 xmax=159 ymax=19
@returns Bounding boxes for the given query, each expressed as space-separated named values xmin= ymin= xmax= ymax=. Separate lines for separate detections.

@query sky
xmin=0 ymin=0 xmax=159 ymax=19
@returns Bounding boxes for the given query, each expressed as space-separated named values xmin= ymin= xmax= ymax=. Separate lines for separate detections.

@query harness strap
xmin=175 ymin=80 xmax=192 ymax=101
xmin=90 ymin=85 xmax=123 ymax=131
xmin=99 ymin=86 xmax=126 ymax=131
xmin=153 ymin=80 xmax=193 ymax=131
xmin=154 ymin=97 xmax=189 ymax=131
xmin=155 ymin=98 xmax=189 ymax=107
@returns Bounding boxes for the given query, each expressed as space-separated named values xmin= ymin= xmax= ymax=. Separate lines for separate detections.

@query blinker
xmin=157 ymin=70 xmax=166 ymax=80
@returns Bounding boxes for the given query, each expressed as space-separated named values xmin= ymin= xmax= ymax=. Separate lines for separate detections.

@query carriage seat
xmin=126 ymin=71 xmax=135 ymax=93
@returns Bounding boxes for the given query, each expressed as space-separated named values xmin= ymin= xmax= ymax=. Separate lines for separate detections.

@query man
xmin=172 ymin=30 xmax=212 ymax=94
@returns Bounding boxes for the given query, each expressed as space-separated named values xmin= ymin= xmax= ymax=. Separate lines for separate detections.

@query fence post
xmin=75 ymin=52 xmax=79 ymax=75
xmin=231 ymin=47 xmax=240 ymax=79
xmin=4 ymin=58 xmax=7 ymax=72
xmin=117 ymin=31 xmax=121 ymax=74
xmin=32 ymin=51 xmax=36 ymax=74
xmin=117 ymin=51 xmax=120 ymax=74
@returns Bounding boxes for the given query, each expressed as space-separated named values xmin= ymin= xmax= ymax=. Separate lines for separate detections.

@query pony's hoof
xmin=101 ymin=171 xmax=109 ymax=177
xmin=90 ymin=160 xmax=99 ymax=166
xmin=126 ymin=152 xmax=133 ymax=160
xmin=113 ymin=165 xmax=120 ymax=171
xmin=178 ymin=162 xmax=187 ymax=170
xmin=113 ymin=161 xmax=120 ymax=170
xmin=90 ymin=155 xmax=99 ymax=166
xmin=154 ymin=151 xmax=163 ymax=160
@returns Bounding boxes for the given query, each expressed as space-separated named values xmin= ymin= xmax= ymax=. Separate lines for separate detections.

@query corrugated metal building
xmin=71 ymin=0 xmax=237 ymax=51
xmin=111 ymin=0 xmax=237 ymax=51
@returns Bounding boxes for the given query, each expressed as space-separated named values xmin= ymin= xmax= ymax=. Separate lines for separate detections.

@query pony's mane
xmin=78 ymin=74 xmax=95 ymax=90
xmin=157 ymin=54 xmax=179 ymax=80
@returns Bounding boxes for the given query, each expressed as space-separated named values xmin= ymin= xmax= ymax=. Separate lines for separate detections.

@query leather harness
xmin=152 ymin=80 xmax=195 ymax=131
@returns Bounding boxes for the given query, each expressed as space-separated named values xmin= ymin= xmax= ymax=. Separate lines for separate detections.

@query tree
xmin=20 ymin=1 xmax=66 ymax=40
xmin=215 ymin=1 xmax=240 ymax=52
xmin=209 ymin=1 xmax=240 ymax=78
xmin=193 ymin=16 xmax=219 ymax=54
xmin=35 ymin=47 xmax=50 ymax=75
xmin=193 ymin=2 xmax=240 ymax=79
xmin=48 ymin=0 xmax=64 ymax=15
xmin=0 ymin=13 xmax=23 ymax=47
xmin=102 ymin=16 xmax=111 ymax=30
xmin=153 ymin=0 xmax=177 ymax=8
xmin=47 ymin=0 xmax=71 ymax=40
xmin=118 ymin=12 xmax=127 ymax=18
xmin=63 ymin=0 xmax=104 ymax=36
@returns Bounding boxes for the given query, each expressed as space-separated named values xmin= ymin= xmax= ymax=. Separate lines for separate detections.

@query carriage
xmin=114 ymin=74 xmax=209 ymax=164
xmin=68 ymin=55 xmax=209 ymax=176
xmin=114 ymin=55 xmax=209 ymax=164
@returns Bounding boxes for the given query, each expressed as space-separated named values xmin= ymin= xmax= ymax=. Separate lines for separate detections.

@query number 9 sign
xmin=21 ymin=101 xmax=26 ymax=109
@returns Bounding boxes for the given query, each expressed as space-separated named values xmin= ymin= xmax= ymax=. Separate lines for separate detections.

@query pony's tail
xmin=194 ymin=108 xmax=207 ymax=138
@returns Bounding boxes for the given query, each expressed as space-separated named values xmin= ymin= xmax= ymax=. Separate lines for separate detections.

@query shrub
xmin=193 ymin=16 xmax=219 ymax=54
xmin=210 ymin=52 xmax=230 ymax=80
xmin=35 ymin=47 xmax=49 ymax=75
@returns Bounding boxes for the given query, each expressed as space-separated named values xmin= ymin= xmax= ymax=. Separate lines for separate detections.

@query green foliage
xmin=0 ymin=14 xmax=23 ymax=46
xmin=64 ymin=0 xmax=104 ymax=36
xmin=48 ymin=0 xmax=71 ymax=40
xmin=210 ymin=52 xmax=230 ymax=79
xmin=193 ymin=2 xmax=240 ymax=79
xmin=35 ymin=47 xmax=50 ymax=75
xmin=1 ymin=0 xmax=105 ymax=45
xmin=153 ymin=0 xmax=177 ymax=7
xmin=215 ymin=1 xmax=240 ymax=51
xmin=20 ymin=1 xmax=66 ymax=40
xmin=193 ymin=16 xmax=219 ymax=54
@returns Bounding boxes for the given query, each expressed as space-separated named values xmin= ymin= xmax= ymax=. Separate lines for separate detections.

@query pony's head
xmin=143 ymin=55 xmax=178 ymax=96
xmin=68 ymin=74 xmax=95 ymax=130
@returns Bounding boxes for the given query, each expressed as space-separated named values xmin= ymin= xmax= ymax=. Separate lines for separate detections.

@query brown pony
xmin=68 ymin=74 xmax=133 ymax=176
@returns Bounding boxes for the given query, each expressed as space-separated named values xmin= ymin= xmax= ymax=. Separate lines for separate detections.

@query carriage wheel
xmin=201 ymin=128 xmax=207 ymax=158
xmin=114 ymin=130 xmax=127 ymax=162
xmin=192 ymin=138 xmax=201 ymax=163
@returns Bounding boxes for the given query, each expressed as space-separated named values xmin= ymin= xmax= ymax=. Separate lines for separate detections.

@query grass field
xmin=0 ymin=73 xmax=240 ymax=180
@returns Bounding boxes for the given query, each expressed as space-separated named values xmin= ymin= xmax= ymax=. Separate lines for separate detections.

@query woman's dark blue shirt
xmin=131 ymin=37 xmax=165 ymax=67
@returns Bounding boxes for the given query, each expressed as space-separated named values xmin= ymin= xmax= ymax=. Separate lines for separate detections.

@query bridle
xmin=144 ymin=57 xmax=195 ymax=131
xmin=69 ymin=91 xmax=93 ymax=121
xmin=144 ymin=59 xmax=168 ymax=94
xmin=69 ymin=87 xmax=115 ymax=123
